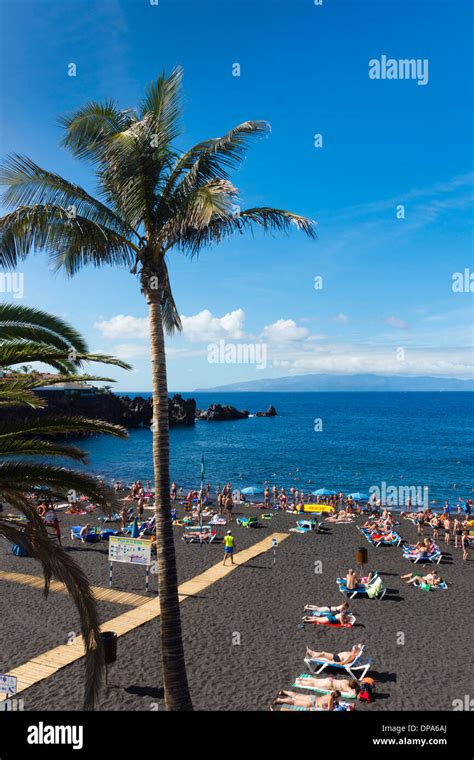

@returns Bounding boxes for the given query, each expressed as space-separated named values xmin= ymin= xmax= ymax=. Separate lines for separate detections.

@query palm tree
xmin=0 ymin=304 xmax=130 ymax=709
xmin=0 ymin=68 xmax=317 ymax=710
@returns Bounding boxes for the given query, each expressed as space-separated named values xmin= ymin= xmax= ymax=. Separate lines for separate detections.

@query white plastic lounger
xmin=337 ymin=574 xmax=386 ymax=600
xmin=304 ymin=645 xmax=372 ymax=681
xmin=403 ymin=549 xmax=442 ymax=564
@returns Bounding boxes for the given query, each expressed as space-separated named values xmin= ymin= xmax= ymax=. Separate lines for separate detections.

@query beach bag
xmin=12 ymin=543 xmax=28 ymax=557
xmin=358 ymin=678 xmax=375 ymax=703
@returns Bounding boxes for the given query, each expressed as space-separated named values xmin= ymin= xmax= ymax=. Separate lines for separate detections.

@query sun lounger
xmin=236 ymin=516 xmax=259 ymax=528
xmin=208 ymin=515 xmax=226 ymax=525
xmin=182 ymin=529 xmax=216 ymax=544
xmin=70 ymin=526 xmax=101 ymax=543
xmin=291 ymin=674 xmax=356 ymax=699
xmin=337 ymin=573 xmax=386 ymax=600
xmin=304 ymin=645 xmax=372 ymax=681
xmin=369 ymin=531 xmax=403 ymax=547
xmin=402 ymin=546 xmax=442 ymax=564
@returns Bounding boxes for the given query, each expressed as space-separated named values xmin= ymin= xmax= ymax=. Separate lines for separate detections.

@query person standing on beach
xmin=461 ymin=529 xmax=470 ymax=561
xmin=223 ymin=530 xmax=235 ymax=565
xmin=137 ymin=494 xmax=145 ymax=521
xmin=453 ymin=517 xmax=463 ymax=548
xmin=171 ymin=481 xmax=177 ymax=500
xmin=444 ymin=516 xmax=451 ymax=545
xmin=225 ymin=492 xmax=234 ymax=522
xmin=264 ymin=486 xmax=270 ymax=508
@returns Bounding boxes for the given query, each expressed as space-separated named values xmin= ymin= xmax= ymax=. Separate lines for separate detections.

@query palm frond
xmin=173 ymin=205 xmax=318 ymax=256
xmin=0 ymin=303 xmax=88 ymax=352
xmin=161 ymin=120 xmax=269 ymax=204
xmin=59 ymin=100 xmax=137 ymax=165
xmin=0 ymin=204 xmax=138 ymax=271
xmin=0 ymin=154 xmax=135 ymax=240
xmin=0 ymin=461 xmax=117 ymax=509
xmin=0 ymin=415 xmax=127 ymax=441
xmin=0 ymin=515 xmax=103 ymax=709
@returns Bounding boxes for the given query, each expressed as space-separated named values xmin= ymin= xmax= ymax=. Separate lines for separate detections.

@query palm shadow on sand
xmin=124 ymin=685 xmax=164 ymax=699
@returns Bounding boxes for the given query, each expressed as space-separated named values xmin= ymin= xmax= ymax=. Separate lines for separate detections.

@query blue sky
xmin=0 ymin=0 xmax=473 ymax=391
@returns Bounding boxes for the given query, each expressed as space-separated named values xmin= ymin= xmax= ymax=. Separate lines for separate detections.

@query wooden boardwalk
xmin=0 ymin=532 xmax=289 ymax=701
xmin=0 ymin=570 xmax=151 ymax=608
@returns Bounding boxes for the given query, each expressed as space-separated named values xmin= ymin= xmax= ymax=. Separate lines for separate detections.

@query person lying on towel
xmin=293 ymin=675 xmax=375 ymax=701
xmin=305 ymin=644 xmax=363 ymax=665
xmin=272 ymin=690 xmax=341 ymax=711
xmin=401 ymin=570 xmax=442 ymax=588
xmin=304 ymin=602 xmax=349 ymax=614
xmin=301 ymin=610 xmax=353 ymax=625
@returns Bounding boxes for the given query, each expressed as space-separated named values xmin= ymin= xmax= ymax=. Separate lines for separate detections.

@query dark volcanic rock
xmin=196 ymin=403 xmax=249 ymax=421
xmin=256 ymin=405 xmax=277 ymax=417
xmin=4 ymin=392 xmax=196 ymax=429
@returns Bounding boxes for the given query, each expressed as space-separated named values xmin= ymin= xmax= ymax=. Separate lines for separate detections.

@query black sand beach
xmin=0 ymin=505 xmax=472 ymax=711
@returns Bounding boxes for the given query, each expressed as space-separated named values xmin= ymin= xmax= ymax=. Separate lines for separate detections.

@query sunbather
xmin=370 ymin=530 xmax=398 ymax=542
xmin=401 ymin=570 xmax=442 ymax=588
xmin=304 ymin=602 xmax=349 ymax=613
xmin=293 ymin=676 xmax=359 ymax=696
xmin=302 ymin=610 xmax=353 ymax=625
xmin=272 ymin=689 xmax=341 ymax=710
xmin=346 ymin=569 xmax=359 ymax=590
xmin=305 ymin=644 xmax=362 ymax=665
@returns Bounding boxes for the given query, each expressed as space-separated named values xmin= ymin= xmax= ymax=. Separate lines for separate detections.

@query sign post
xmin=108 ymin=536 xmax=153 ymax=592
xmin=272 ymin=538 xmax=278 ymax=566
xmin=0 ymin=675 xmax=17 ymax=710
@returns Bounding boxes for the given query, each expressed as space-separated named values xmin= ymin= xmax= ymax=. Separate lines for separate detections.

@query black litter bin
xmin=100 ymin=631 xmax=117 ymax=665
xmin=356 ymin=546 xmax=368 ymax=565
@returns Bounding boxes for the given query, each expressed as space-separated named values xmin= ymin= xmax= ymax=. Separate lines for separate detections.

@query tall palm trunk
xmin=147 ymin=288 xmax=193 ymax=711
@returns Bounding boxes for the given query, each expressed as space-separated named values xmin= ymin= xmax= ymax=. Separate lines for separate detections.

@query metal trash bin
xmin=100 ymin=631 xmax=117 ymax=665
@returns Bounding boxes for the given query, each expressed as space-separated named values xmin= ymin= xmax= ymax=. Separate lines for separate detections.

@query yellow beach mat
xmin=300 ymin=504 xmax=334 ymax=513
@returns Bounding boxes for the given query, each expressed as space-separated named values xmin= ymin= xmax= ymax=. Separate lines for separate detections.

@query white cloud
xmin=94 ymin=315 xmax=149 ymax=339
xmin=334 ymin=313 xmax=348 ymax=323
xmin=270 ymin=345 xmax=473 ymax=379
xmin=181 ymin=308 xmax=245 ymax=342
xmin=384 ymin=315 xmax=408 ymax=329
xmin=112 ymin=343 xmax=150 ymax=360
xmin=262 ymin=318 xmax=310 ymax=342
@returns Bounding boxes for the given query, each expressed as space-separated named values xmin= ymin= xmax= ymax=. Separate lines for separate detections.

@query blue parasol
xmin=347 ymin=492 xmax=369 ymax=500
xmin=311 ymin=488 xmax=337 ymax=496
xmin=241 ymin=486 xmax=263 ymax=495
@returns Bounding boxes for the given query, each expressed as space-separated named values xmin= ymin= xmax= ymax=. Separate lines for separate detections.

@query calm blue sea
xmin=75 ymin=392 xmax=474 ymax=508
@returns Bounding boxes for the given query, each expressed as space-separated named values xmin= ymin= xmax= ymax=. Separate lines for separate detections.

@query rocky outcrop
xmin=196 ymin=403 xmax=277 ymax=421
xmin=5 ymin=391 xmax=275 ymax=428
xmin=6 ymin=392 xmax=196 ymax=428
xmin=256 ymin=405 xmax=277 ymax=417
xmin=196 ymin=403 xmax=249 ymax=421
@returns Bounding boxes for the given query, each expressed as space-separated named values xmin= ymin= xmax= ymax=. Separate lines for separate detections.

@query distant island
xmin=195 ymin=373 xmax=474 ymax=393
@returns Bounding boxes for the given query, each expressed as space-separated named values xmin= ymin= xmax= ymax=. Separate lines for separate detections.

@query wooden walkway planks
xmin=0 ymin=570 xmax=150 ymax=608
xmin=0 ymin=532 xmax=289 ymax=701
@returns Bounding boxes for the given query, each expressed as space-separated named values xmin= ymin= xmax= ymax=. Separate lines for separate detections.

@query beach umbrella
xmin=130 ymin=517 xmax=139 ymax=538
xmin=241 ymin=486 xmax=263 ymax=495
xmin=347 ymin=492 xmax=369 ymax=501
xmin=311 ymin=488 xmax=337 ymax=496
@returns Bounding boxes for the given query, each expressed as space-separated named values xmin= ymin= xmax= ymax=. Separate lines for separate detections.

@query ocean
xmin=75 ymin=392 xmax=473 ymax=508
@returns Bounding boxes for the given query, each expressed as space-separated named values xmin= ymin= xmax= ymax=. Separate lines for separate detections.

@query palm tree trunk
xmin=147 ymin=289 xmax=193 ymax=711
